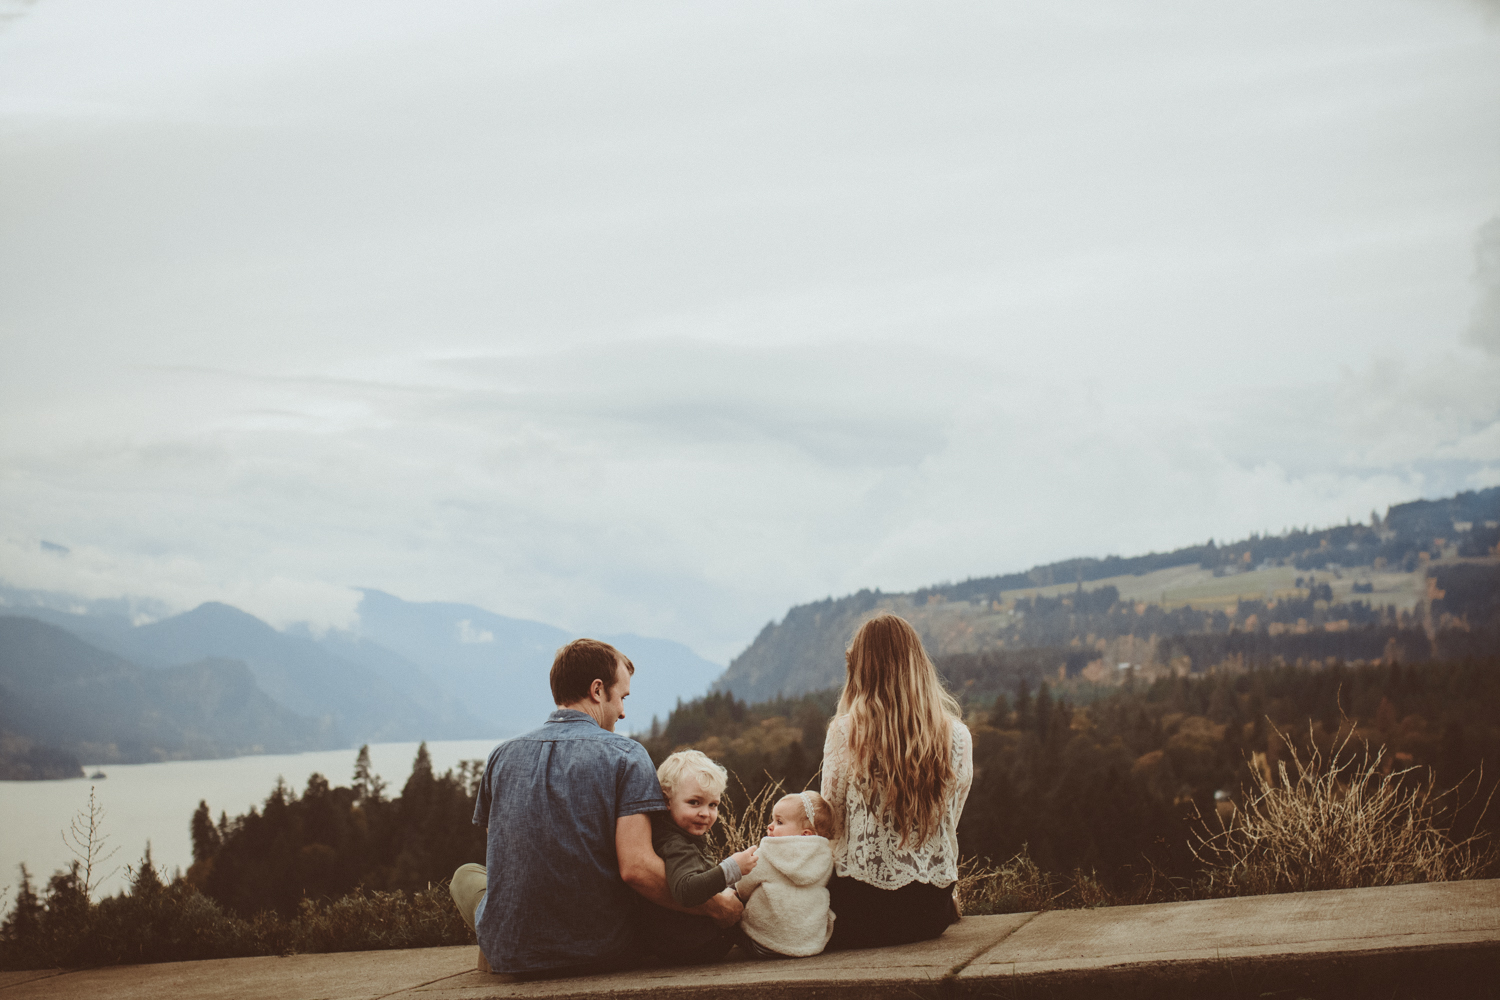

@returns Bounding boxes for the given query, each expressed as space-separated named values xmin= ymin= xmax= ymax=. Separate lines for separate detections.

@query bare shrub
xmin=63 ymin=786 xmax=120 ymax=898
xmin=954 ymin=848 xmax=1116 ymax=915
xmin=1194 ymin=726 xmax=1496 ymax=895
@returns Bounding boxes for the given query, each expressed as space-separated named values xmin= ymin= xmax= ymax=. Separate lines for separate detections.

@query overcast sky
xmin=2 ymin=0 xmax=1499 ymax=662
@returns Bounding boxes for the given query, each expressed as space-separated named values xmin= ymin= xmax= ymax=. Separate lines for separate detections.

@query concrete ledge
xmin=4 ymin=880 xmax=1497 ymax=1000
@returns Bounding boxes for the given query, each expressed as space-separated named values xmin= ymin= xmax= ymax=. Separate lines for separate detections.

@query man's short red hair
xmin=550 ymin=638 xmax=634 ymax=706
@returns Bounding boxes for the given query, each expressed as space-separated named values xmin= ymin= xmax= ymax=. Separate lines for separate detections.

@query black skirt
xmin=825 ymin=875 xmax=960 ymax=951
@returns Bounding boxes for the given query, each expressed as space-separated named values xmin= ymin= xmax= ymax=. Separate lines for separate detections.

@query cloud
xmin=456 ymin=619 xmax=494 ymax=644
xmin=1 ymin=1 xmax=1497 ymax=661
xmin=1469 ymin=217 xmax=1500 ymax=355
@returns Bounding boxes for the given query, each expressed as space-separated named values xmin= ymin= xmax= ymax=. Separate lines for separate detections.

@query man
xmin=450 ymin=638 xmax=742 ymax=975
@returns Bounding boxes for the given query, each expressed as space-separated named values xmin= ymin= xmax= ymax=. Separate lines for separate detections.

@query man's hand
xmin=730 ymin=845 xmax=758 ymax=877
xmin=701 ymin=887 xmax=743 ymax=929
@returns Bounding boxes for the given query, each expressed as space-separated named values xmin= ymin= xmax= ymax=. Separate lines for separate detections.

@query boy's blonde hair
xmin=657 ymin=749 xmax=728 ymax=799
xmin=782 ymin=791 xmax=835 ymax=839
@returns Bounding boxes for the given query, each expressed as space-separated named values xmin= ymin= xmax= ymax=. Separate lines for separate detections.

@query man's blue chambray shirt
xmin=472 ymin=709 xmax=667 ymax=974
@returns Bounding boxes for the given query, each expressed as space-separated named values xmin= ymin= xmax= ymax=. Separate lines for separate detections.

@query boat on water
xmin=89 ymin=771 xmax=107 ymax=780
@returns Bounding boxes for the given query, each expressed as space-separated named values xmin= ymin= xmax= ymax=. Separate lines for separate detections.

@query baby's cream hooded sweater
xmin=738 ymin=835 xmax=835 ymax=957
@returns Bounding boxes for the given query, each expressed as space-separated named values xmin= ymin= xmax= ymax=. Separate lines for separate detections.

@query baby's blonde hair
xmin=781 ymin=791 xmax=835 ymax=838
xmin=657 ymin=749 xmax=728 ymax=799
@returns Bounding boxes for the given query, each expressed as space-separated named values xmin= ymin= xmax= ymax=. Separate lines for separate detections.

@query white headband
xmin=799 ymin=791 xmax=819 ymax=834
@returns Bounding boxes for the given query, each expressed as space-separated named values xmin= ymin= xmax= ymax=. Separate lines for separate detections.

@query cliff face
xmin=714 ymin=589 xmax=884 ymax=702
xmin=713 ymin=587 xmax=1028 ymax=702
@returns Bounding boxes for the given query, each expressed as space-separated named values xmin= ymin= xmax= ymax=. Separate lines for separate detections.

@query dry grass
xmin=954 ymin=849 xmax=1117 ymax=915
xmin=1193 ymin=725 xmax=1497 ymax=895
xmin=706 ymin=776 xmax=787 ymax=861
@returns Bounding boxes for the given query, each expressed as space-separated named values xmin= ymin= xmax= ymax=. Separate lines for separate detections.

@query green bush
xmin=0 ymin=853 xmax=472 ymax=971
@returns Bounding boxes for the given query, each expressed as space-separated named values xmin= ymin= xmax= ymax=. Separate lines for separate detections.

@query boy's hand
xmin=732 ymin=845 xmax=758 ymax=876
xmin=705 ymin=888 xmax=744 ymax=928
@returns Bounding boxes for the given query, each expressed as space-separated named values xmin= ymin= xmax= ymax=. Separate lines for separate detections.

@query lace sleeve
xmin=951 ymin=721 xmax=973 ymax=820
xmin=820 ymin=716 xmax=850 ymax=849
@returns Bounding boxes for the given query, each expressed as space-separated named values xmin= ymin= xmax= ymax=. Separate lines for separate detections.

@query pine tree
xmin=1015 ymin=679 xmax=1033 ymax=730
xmin=190 ymin=801 xmax=221 ymax=864
xmin=353 ymin=744 xmax=385 ymax=803
xmin=1035 ymin=682 xmax=1053 ymax=743
xmin=0 ymin=864 xmax=43 ymax=947
xmin=402 ymin=742 xmax=434 ymax=801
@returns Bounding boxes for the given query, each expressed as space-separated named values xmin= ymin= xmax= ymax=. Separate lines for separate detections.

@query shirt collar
xmin=547 ymin=708 xmax=599 ymax=727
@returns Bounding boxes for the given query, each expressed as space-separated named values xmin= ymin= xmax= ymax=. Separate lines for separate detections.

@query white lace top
xmin=820 ymin=714 xmax=973 ymax=890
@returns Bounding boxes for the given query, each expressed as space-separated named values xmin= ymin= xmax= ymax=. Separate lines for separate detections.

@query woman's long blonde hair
xmin=835 ymin=613 xmax=961 ymax=848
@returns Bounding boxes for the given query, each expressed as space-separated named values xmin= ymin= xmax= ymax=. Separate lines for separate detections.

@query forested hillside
xmin=642 ymin=635 xmax=1500 ymax=888
xmin=716 ymin=487 xmax=1500 ymax=702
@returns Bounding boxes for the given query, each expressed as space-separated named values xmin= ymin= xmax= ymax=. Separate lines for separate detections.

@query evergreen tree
xmin=1035 ymin=682 xmax=1053 ymax=743
xmin=0 ymin=865 xmax=43 ymax=947
xmin=190 ymin=801 xmax=220 ymax=865
xmin=353 ymin=744 xmax=385 ymax=803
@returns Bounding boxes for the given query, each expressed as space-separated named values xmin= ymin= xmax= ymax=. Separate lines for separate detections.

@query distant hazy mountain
xmin=0 ymin=583 xmax=719 ymax=747
xmin=69 ymin=602 xmax=491 ymax=743
xmin=0 ymin=615 xmax=338 ymax=771
xmin=297 ymin=625 xmax=494 ymax=739
xmin=353 ymin=589 xmax=722 ymax=735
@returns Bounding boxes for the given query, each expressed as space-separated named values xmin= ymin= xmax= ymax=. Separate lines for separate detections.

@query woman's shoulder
xmin=825 ymin=713 xmax=851 ymax=741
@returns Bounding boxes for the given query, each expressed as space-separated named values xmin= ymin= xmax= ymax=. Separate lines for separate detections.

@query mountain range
xmin=5 ymin=485 xmax=1496 ymax=778
xmin=0 ymin=586 xmax=723 ymax=778
xmin=340 ymin=588 xmax=723 ymax=734
xmin=0 ymin=616 xmax=336 ymax=776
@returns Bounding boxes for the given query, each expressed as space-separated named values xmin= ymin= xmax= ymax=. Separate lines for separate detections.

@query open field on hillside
xmin=843 ymin=559 xmax=1472 ymax=665
xmin=993 ymin=562 xmax=1428 ymax=613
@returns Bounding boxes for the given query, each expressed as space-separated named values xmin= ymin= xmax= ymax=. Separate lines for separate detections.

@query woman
xmin=821 ymin=613 xmax=973 ymax=949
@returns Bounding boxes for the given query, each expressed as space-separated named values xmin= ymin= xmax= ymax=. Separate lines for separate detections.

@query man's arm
xmin=616 ymin=814 xmax=743 ymax=927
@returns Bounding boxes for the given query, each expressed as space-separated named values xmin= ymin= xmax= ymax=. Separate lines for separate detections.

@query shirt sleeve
xmin=472 ymin=745 xmax=497 ymax=828
xmin=820 ymin=717 xmax=850 ymax=847
xmin=616 ymin=742 xmax=669 ymax=817
xmin=734 ymin=841 xmax=769 ymax=899
xmin=951 ymin=721 xmax=974 ymax=819
xmin=655 ymin=828 xmax=728 ymax=908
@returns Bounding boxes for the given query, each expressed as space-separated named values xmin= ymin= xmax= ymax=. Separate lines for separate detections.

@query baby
xmin=735 ymin=790 xmax=836 ymax=958
xmin=644 ymin=750 xmax=758 ymax=964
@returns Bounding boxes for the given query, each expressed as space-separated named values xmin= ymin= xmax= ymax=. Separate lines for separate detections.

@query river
xmin=0 ymin=739 xmax=502 ymax=906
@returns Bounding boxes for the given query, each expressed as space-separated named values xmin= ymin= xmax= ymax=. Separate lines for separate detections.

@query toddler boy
xmin=643 ymin=750 xmax=758 ymax=964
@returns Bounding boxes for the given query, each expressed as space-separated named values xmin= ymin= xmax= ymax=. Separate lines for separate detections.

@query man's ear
xmin=589 ymin=676 xmax=606 ymax=703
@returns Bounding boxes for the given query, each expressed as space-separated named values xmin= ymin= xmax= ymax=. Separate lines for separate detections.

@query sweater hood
xmin=756 ymin=835 xmax=834 ymax=887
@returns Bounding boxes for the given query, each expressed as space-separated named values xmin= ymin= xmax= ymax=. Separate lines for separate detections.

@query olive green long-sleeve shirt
xmin=649 ymin=812 xmax=728 ymax=908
